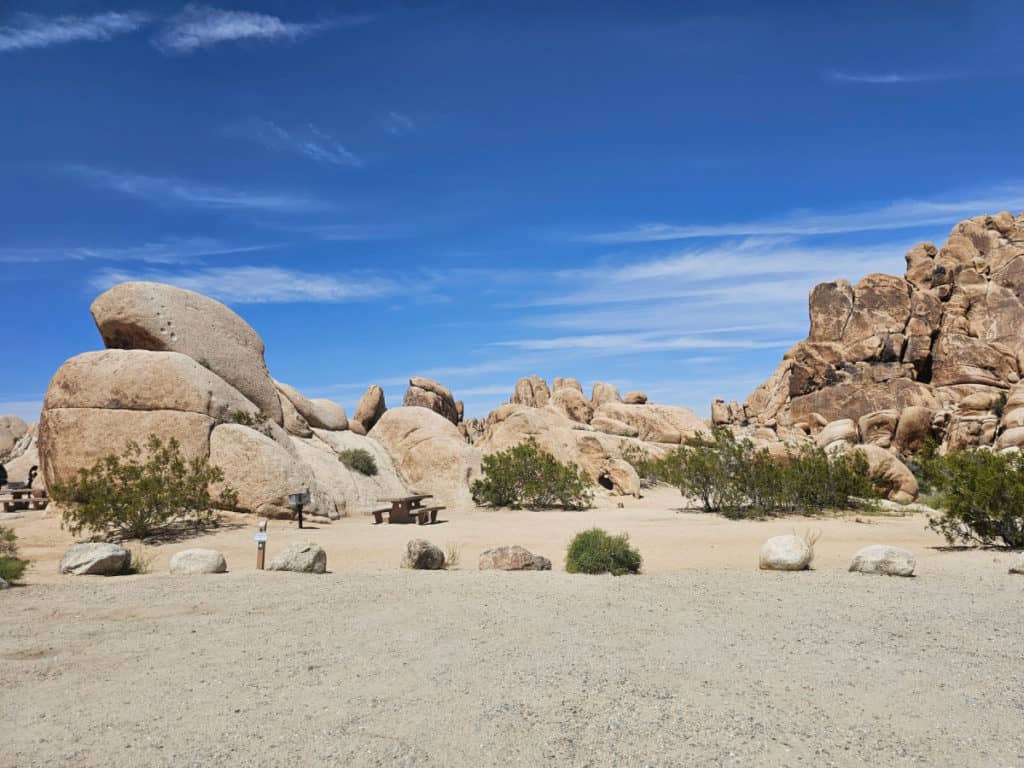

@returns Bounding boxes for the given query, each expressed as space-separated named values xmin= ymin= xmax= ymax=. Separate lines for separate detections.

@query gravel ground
xmin=2 ymin=568 xmax=1023 ymax=767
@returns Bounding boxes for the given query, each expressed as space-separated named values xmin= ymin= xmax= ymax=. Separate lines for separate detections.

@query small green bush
xmin=51 ymin=435 xmax=238 ymax=540
xmin=645 ymin=426 xmax=878 ymax=518
xmin=565 ymin=528 xmax=642 ymax=575
xmin=0 ymin=525 xmax=28 ymax=582
xmin=923 ymin=449 xmax=1024 ymax=548
xmin=471 ymin=438 xmax=594 ymax=510
xmin=338 ymin=448 xmax=378 ymax=476
xmin=227 ymin=410 xmax=276 ymax=438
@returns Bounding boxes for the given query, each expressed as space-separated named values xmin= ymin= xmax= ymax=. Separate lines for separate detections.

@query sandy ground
xmin=3 ymin=488 xmax=1023 ymax=767
xmin=0 ymin=487 xmax=1002 ymax=582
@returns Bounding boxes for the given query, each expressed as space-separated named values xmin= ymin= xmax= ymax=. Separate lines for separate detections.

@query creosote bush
xmin=920 ymin=448 xmax=1024 ymax=548
xmin=471 ymin=438 xmax=594 ymax=510
xmin=565 ymin=528 xmax=642 ymax=575
xmin=338 ymin=448 xmax=378 ymax=476
xmin=51 ymin=435 xmax=238 ymax=540
xmin=631 ymin=426 xmax=879 ymax=518
xmin=0 ymin=525 xmax=28 ymax=582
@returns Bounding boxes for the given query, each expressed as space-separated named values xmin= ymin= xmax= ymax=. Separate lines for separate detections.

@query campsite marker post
xmin=255 ymin=520 xmax=268 ymax=569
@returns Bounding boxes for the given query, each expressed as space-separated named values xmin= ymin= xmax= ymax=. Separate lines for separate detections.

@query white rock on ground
xmin=169 ymin=548 xmax=227 ymax=575
xmin=1009 ymin=554 xmax=1024 ymax=574
xmin=267 ymin=542 xmax=327 ymax=573
xmin=849 ymin=544 xmax=916 ymax=576
xmin=0 ymin=577 xmax=9 ymax=589
xmin=401 ymin=539 xmax=445 ymax=570
xmin=59 ymin=543 xmax=131 ymax=576
xmin=759 ymin=535 xmax=812 ymax=571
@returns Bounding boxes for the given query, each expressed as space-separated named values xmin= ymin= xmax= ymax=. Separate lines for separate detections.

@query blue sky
xmin=2 ymin=1 xmax=1023 ymax=423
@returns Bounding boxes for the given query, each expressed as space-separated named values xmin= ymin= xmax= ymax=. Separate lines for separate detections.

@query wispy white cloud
xmin=381 ymin=111 xmax=415 ymax=136
xmin=0 ymin=11 xmax=150 ymax=53
xmin=822 ymin=69 xmax=955 ymax=84
xmin=492 ymin=332 xmax=792 ymax=353
xmin=233 ymin=118 xmax=361 ymax=167
xmin=0 ymin=236 xmax=274 ymax=264
xmin=69 ymin=165 xmax=324 ymax=212
xmin=579 ymin=185 xmax=1024 ymax=243
xmin=91 ymin=266 xmax=399 ymax=304
xmin=154 ymin=5 xmax=367 ymax=53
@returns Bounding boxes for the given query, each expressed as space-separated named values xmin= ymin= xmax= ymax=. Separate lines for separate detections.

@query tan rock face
xmin=90 ymin=281 xmax=282 ymax=424
xmin=369 ymin=407 xmax=482 ymax=509
xmin=309 ymin=399 xmax=348 ymax=431
xmin=724 ymin=212 xmax=1024 ymax=454
xmin=552 ymin=377 xmax=583 ymax=393
xmin=591 ymin=381 xmax=622 ymax=407
xmin=403 ymin=377 xmax=460 ymax=425
xmin=593 ymin=403 xmax=708 ymax=445
xmin=276 ymin=382 xmax=348 ymax=432
xmin=622 ymin=391 xmax=648 ymax=405
xmin=858 ymin=410 xmax=899 ymax=448
xmin=0 ymin=415 xmax=29 ymax=459
xmin=550 ymin=387 xmax=594 ymax=424
xmin=278 ymin=391 xmax=313 ymax=437
xmin=353 ymin=384 xmax=387 ymax=432
xmin=209 ymin=424 xmax=337 ymax=520
xmin=510 ymin=376 xmax=550 ymax=408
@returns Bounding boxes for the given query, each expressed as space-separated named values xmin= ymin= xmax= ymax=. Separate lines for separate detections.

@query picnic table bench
xmin=372 ymin=494 xmax=445 ymax=525
xmin=1 ymin=487 xmax=48 ymax=513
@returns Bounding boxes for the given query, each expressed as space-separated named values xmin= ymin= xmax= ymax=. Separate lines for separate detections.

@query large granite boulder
xmin=590 ymin=381 xmax=622 ymax=408
xmin=550 ymin=387 xmax=594 ymax=424
xmin=592 ymin=402 xmax=708 ymax=445
xmin=276 ymin=381 xmax=347 ymax=431
xmin=369 ymin=407 xmax=482 ymax=509
xmin=209 ymin=424 xmax=338 ymax=520
xmin=90 ymin=281 xmax=283 ymax=424
xmin=352 ymin=384 xmax=387 ymax=432
xmin=60 ymin=543 xmax=131 ymax=576
xmin=403 ymin=377 xmax=460 ymax=425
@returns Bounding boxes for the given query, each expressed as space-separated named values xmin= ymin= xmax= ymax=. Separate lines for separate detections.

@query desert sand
xmin=3 ymin=490 xmax=1023 ymax=767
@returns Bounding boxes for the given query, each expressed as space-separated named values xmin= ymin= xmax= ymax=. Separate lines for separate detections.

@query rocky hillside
xmin=714 ymin=211 xmax=1024 ymax=456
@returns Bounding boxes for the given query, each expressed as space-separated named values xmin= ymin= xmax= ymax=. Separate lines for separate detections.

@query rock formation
xmin=718 ymin=212 xmax=1024 ymax=457
xmin=352 ymin=384 xmax=387 ymax=433
xmin=40 ymin=282 xmax=408 ymax=521
xmin=403 ymin=376 xmax=461 ymax=425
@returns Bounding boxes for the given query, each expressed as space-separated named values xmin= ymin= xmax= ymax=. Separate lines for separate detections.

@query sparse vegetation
xmin=125 ymin=547 xmax=156 ymax=575
xmin=51 ymin=435 xmax=238 ymax=540
xmin=921 ymin=448 xmax=1024 ymax=548
xmin=471 ymin=438 xmax=594 ymax=510
xmin=338 ymin=448 xmax=378 ymax=476
xmin=443 ymin=543 xmax=461 ymax=570
xmin=227 ymin=409 xmax=276 ymax=438
xmin=0 ymin=525 xmax=28 ymax=583
xmin=640 ymin=427 xmax=880 ymax=518
xmin=992 ymin=392 xmax=1008 ymax=420
xmin=565 ymin=528 xmax=642 ymax=575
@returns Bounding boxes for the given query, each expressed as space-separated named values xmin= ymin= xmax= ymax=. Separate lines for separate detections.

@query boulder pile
xmin=716 ymin=212 xmax=1024 ymax=459
xmin=39 ymin=281 xmax=409 ymax=520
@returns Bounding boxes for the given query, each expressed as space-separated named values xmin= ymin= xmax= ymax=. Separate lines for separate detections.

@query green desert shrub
xmin=338 ymin=448 xmax=378 ymax=476
xmin=923 ymin=449 xmax=1024 ymax=548
xmin=51 ymin=435 xmax=239 ymax=540
xmin=0 ymin=525 xmax=28 ymax=582
xmin=471 ymin=438 xmax=594 ymax=510
xmin=227 ymin=409 xmax=275 ymax=438
xmin=565 ymin=528 xmax=642 ymax=575
xmin=648 ymin=426 xmax=878 ymax=518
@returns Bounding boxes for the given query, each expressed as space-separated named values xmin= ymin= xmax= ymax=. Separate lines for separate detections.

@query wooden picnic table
xmin=1 ymin=487 xmax=48 ymax=513
xmin=372 ymin=494 xmax=445 ymax=525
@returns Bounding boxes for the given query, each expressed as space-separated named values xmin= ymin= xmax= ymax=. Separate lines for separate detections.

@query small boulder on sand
xmin=170 ymin=548 xmax=227 ymax=575
xmin=759 ymin=535 xmax=812 ymax=571
xmin=849 ymin=545 xmax=916 ymax=576
xmin=479 ymin=545 xmax=552 ymax=571
xmin=60 ymin=543 xmax=131 ymax=576
xmin=267 ymin=542 xmax=326 ymax=574
xmin=0 ymin=577 xmax=9 ymax=590
xmin=1009 ymin=554 xmax=1024 ymax=575
xmin=401 ymin=539 xmax=445 ymax=570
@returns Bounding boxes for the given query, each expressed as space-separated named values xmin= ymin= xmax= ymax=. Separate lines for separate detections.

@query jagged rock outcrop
xmin=591 ymin=381 xmax=622 ymax=407
xmin=510 ymin=375 xmax=551 ymax=408
xmin=722 ymin=212 xmax=1024 ymax=456
xmin=0 ymin=416 xmax=29 ymax=460
xmin=403 ymin=377 xmax=461 ymax=425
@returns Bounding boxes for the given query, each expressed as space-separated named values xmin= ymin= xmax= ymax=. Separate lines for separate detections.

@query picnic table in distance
xmin=1 ymin=487 xmax=48 ymax=513
xmin=372 ymin=494 xmax=445 ymax=525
